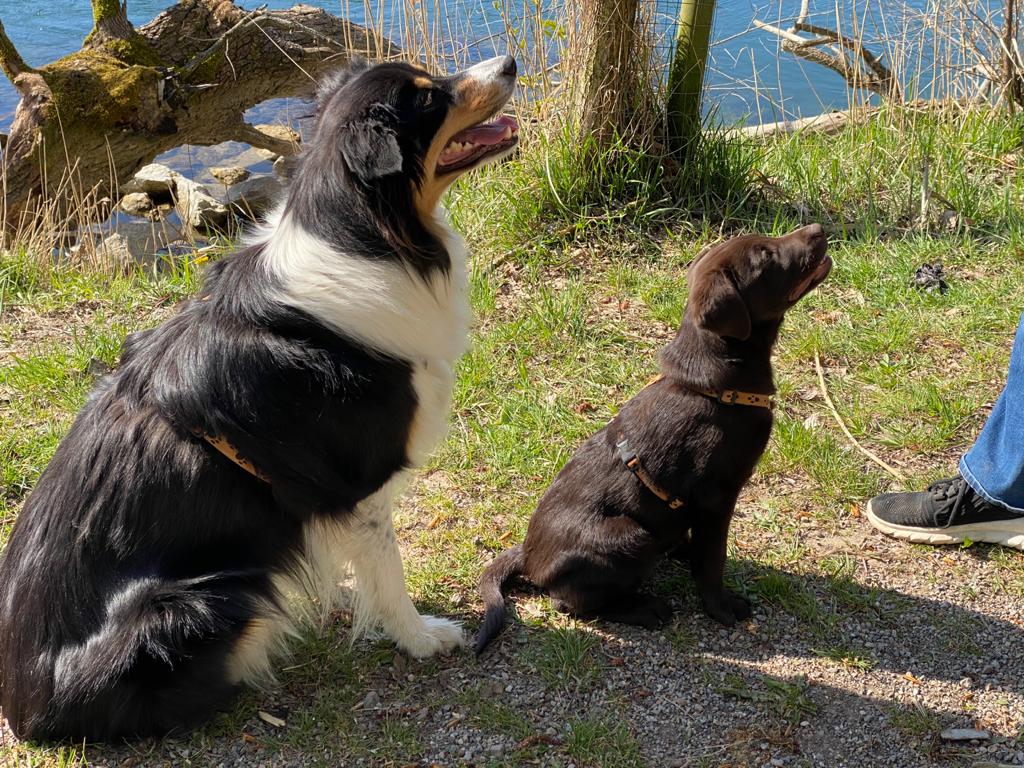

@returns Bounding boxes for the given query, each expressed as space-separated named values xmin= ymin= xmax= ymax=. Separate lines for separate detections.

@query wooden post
xmin=666 ymin=0 xmax=716 ymax=150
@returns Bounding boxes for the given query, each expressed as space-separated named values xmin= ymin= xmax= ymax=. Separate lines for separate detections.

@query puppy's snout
xmin=799 ymin=223 xmax=824 ymax=242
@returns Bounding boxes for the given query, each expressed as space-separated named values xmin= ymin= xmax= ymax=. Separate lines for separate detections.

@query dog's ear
xmin=691 ymin=267 xmax=751 ymax=340
xmin=316 ymin=59 xmax=370 ymax=114
xmin=340 ymin=104 xmax=404 ymax=181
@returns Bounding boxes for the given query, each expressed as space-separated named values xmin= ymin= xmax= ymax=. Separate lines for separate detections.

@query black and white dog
xmin=0 ymin=56 xmax=519 ymax=741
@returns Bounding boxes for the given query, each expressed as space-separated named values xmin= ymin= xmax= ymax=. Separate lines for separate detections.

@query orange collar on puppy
xmin=192 ymin=429 xmax=271 ymax=483
xmin=694 ymin=387 xmax=774 ymax=409
xmin=645 ymin=374 xmax=774 ymax=410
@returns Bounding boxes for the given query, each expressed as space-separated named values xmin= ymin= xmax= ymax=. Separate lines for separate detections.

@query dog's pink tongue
xmin=449 ymin=114 xmax=518 ymax=146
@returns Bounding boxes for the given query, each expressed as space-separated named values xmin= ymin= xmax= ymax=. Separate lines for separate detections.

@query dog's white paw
xmin=394 ymin=615 xmax=465 ymax=658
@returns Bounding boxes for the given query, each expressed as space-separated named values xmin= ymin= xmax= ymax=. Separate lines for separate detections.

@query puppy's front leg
xmin=345 ymin=488 xmax=464 ymax=658
xmin=689 ymin=509 xmax=751 ymax=626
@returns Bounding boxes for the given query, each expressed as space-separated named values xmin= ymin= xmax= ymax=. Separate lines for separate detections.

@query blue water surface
xmin=0 ymin=0 xmax=979 ymax=134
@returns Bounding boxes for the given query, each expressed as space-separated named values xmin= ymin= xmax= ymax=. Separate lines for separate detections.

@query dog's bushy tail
xmin=474 ymin=545 xmax=525 ymax=656
xmin=2 ymin=575 xmax=248 ymax=741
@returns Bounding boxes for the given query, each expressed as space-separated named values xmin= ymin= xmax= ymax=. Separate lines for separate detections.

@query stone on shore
xmin=123 ymin=164 xmax=179 ymax=198
xmin=118 ymin=192 xmax=155 ymax=217
xmin=253 ymin=124 xmax=301 ymax=159
xmin=174 ymin=177 xmax=231 ymax=231
xmin=210 ymin=166 xmax=251 ymax=186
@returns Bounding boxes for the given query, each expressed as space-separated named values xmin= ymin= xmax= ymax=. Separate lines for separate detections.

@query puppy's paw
xmin=701 ymin=591 xmax=752 ymax=626
xmin=637 ymin=595 xmax=674 ymax=629
xmin=394 ymin=615 xmax=466 ymax=659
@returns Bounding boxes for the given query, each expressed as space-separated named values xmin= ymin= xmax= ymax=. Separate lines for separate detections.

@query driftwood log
xmin=0 ymin=0 xmax=396 ymax=231
xmin=753 ymin=0 xmax=900 ymax=100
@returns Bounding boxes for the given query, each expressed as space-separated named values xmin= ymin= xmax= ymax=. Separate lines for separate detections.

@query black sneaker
xmin=866 ymin=476 xmax=1024 ymax=550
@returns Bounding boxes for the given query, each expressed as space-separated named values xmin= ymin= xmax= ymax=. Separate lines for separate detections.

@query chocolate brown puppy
xmin=475 ymin=224 xmax=831 ymax=654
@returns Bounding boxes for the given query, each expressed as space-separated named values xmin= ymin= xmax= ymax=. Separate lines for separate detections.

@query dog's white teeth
xmin=501 ymin=126 xmax=512 ymax=140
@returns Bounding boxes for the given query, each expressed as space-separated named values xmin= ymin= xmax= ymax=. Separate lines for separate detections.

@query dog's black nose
xmin=499 ymin=56 xmax=517 ymax=79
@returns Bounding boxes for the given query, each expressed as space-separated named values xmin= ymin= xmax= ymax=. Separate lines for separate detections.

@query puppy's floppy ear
xmin=340 ymin=103 xmax=404 ymax=181
xmin=691 ymin=267 xmax=752 ymax=340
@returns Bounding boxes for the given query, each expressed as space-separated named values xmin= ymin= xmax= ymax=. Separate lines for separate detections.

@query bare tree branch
xmin=754 ymin=16 xmax=901 ymax=99
xmin=0 ymin=18 xmax=31 ymax=83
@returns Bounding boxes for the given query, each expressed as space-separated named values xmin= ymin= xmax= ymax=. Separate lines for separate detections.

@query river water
xmin=0 ymin=0 xmax=989 ymax=147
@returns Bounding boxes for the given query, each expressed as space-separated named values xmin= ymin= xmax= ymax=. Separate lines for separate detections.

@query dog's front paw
xmin=394 ymin=615 xmax=466 ymax=658
xmin=701 ymin=590 xmax=752 ymax=626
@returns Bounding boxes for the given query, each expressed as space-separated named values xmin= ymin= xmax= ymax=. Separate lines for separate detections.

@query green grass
xmin=716 ymin=672 xmax=817 ymax=727
xmin=524 ymin=626 xmax=605 ymax=690
xmin=887 ymin=703 xmax=945 ymax=756
xmin=3 ymin=103 xmax=1024 ymax=765
xmin=564 ymin=716 xmax=646 ymax=768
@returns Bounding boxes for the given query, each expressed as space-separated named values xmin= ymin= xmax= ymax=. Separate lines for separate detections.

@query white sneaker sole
xmin=866 ymin=499 xmax=1024 ymax=550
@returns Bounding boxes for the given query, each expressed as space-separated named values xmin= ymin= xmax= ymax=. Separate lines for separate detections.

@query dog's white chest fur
xmin=262 ymin=207 xmax=470 ymax=466
xmin=225 ymin=209 xmax=471 ymax=684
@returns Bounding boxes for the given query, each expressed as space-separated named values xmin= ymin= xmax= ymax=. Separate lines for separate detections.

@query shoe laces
xmin=926 ymin=476 xmax=972 ymax=528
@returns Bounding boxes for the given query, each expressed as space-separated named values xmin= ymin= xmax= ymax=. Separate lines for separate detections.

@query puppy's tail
xmin=474 ymin=545 xmax=525 ymax=656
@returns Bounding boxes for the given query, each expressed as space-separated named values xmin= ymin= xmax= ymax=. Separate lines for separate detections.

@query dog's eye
xmin=419 ymin=89 xmax=439 ymax=110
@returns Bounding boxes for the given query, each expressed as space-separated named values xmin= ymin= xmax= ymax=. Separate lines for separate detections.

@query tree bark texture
xmin=573 ymin=0 xmax=644 ymax=146
xmin=0 ymin=0 xmax=396 ymax=230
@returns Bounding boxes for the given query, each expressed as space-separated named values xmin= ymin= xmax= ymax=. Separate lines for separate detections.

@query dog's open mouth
xmin=789 ymin=254 xmax=833 ymax=301
xmin=437 ymin=114 xmax=519 ymax=174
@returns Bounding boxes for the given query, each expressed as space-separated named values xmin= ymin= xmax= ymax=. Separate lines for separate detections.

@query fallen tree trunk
xmin=0 ymin=0 xmax=396 ymax=232
xmin=753 ymin=0 xmax=900 ymax=101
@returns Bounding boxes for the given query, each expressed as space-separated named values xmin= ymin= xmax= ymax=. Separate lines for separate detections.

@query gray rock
xmin=942 ymin=728 xmax=991 ymax=741
xmin=210 ymin=166 xmax=251 ymax=187
xmin=124 ymin=164 xmax=179 ymax=197
xmin=118 ymin=192 xmax=154 ymax=217
xmin=228 ymin=176 xmax=284 ymax=220
xmin=360 ymin=691 xmax=380 ymax=710
xmin=175 ymin=177 xmax=230 ymax=231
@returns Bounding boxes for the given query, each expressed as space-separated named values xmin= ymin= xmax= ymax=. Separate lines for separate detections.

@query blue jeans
xmin=959 ymin=313 xmax=1024 ymax=513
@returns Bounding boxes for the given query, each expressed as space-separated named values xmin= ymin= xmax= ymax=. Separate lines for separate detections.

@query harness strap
xmin=192 ymin=429 xmax=271 ymax=483
xmin=616 ymin=435 xmax=684 ymax=510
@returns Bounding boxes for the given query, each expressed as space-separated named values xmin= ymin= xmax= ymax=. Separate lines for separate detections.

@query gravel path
xmin=5 ymin=487 xmax=1021 ymax=768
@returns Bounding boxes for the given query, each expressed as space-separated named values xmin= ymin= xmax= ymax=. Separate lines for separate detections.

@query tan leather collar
xmin=646 ymin=374 xmax=774 ymax=410
xmin=192 ymin=429 xmax=270 ymax=483
xmin=694 ymin=387 xmax=774 ymax=409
